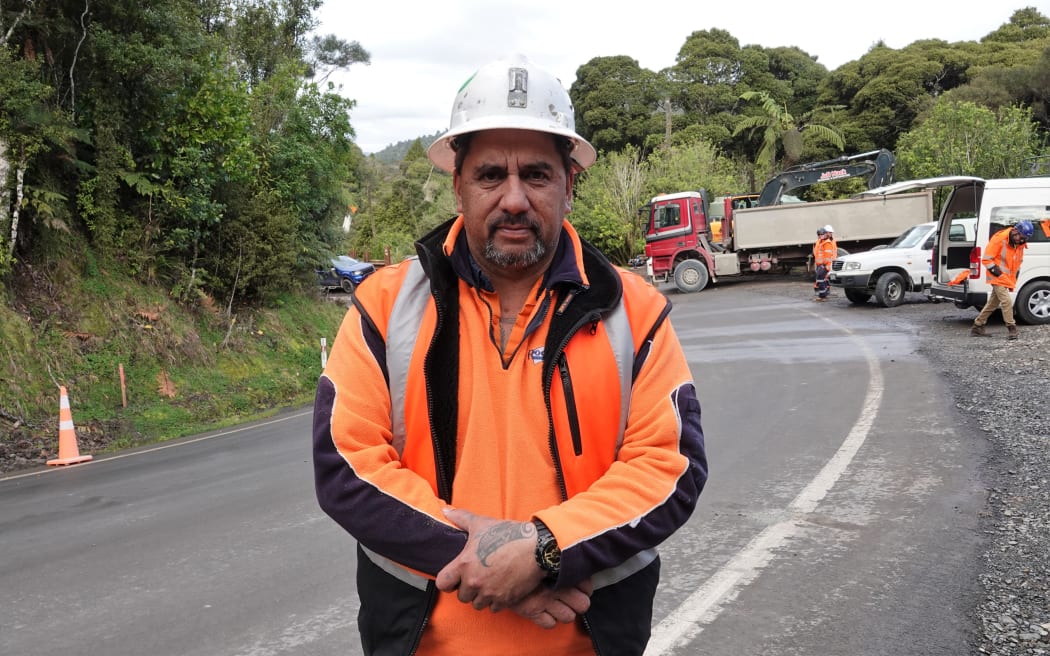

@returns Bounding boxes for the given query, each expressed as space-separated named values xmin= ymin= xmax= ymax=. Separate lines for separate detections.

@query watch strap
xmin=532 ymin=520 xmax=561 ymax=577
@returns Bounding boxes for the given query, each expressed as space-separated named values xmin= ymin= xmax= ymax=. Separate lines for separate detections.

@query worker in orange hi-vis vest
xmin=812 ymin=224 xmax=837 ymax=301
xmin=971 ymin=220 xmax=1034 ymax=340
xmin=312 ymin=54 xmax=707 ymax=656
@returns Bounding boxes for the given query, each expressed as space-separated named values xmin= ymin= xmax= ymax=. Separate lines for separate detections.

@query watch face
xmin=541 ymin=540 xmax=561 ymax=571
xmin=534 ymin=521 xmax=560 ymax=574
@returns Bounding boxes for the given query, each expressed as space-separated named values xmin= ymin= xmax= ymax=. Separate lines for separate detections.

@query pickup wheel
xmin=1014 ymin=280 xmax=1050 ymax=324
xmin=673 ymin=259 xmax=710 ymax=293
xmin=340 ymin=278 xmax=355 ymax=294
xmin=844 ymin=289 xmax=872 ymax=305
xmin=874 ymin=272 xmax=906 ymax=308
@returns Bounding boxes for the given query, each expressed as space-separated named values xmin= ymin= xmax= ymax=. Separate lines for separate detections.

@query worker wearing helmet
xmin=313 ymin=54 xmax=707 ymax=655
xmin=812 ymin=225 xmax=837 ymax=301
xmin=971 ymin=220 xmax=1033 ymax=340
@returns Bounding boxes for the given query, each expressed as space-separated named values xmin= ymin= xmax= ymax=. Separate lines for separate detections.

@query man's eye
xmin=524 ymin=170 xmax=550 ymax=182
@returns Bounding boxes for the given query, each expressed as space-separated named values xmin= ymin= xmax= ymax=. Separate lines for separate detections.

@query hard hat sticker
xmin=507 ymin=67 xmax=527 ymax=108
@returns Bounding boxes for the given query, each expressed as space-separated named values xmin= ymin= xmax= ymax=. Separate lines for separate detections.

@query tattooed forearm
xmin=477 ymin=521 xmax=536 ymax=566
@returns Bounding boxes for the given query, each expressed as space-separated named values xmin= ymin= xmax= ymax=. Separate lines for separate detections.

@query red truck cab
xmin=644 ymin=190 xmax=716 ymax=291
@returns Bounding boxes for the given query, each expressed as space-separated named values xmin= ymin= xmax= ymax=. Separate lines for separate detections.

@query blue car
xmin=316 ymin=256 xmax=376 ymax=293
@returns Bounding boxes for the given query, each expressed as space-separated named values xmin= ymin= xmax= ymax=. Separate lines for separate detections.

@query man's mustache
xmin=488 ymin=213 xmax=540 ymax=235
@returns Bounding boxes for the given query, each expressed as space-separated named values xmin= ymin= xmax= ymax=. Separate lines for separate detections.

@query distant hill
xmin=371 ymin=131 xmax=443 ymax=164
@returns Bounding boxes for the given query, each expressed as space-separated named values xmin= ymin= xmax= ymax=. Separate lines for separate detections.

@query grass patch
xmin=1 ymin=247 xmax=349 ymax=467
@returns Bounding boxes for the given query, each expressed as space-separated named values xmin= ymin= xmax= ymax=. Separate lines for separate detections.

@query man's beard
xmin=483 ymin=214 xmax=554 ymax=269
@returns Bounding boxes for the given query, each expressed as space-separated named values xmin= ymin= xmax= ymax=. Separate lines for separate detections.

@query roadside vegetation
xmin=1 ymin=2 xmax=1049 ymax=467
xmin=0 ymin=228 xmax=347 ymax=468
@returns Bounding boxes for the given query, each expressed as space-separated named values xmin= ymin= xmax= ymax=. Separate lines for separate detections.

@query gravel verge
xmin=912 ymin=299 xmax=1050 ymax=655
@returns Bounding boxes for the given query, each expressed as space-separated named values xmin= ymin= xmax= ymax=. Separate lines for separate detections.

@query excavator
xmin=755 ymin=148 xmax=896 ymax=207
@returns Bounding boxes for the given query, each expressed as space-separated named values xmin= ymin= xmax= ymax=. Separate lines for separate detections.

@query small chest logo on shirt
xmin=529 ymin=347 xmax=544 ymax=364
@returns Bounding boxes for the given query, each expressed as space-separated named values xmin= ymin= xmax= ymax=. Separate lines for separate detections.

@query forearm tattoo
xmin=477 ymin=521 xmax=536 ymax=567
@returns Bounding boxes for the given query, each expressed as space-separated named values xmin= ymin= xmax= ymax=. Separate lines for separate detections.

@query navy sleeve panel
xmin=633 ymin=298 xmax=673 ymax=382
xmin=560 ymin=382 xmax=707 ymax=584
xmin=312 ymin=373 xmax=468 ymax=577
xmin=353 ymin=297 xmax=389 ymax=388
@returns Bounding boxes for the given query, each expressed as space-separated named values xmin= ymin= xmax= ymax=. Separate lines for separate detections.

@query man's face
xmin=453 ymin=129 xmax=573 ymax=278
xmin=1010 ymin=229 xmax=1027 ymax=245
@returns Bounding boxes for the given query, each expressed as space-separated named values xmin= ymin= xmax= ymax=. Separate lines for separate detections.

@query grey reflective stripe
xmin=360 ymin=545 xmax=429 ymax=590
xmin=999 ymin=241 xmax=1015 ymax=275
xmin=602 ymin=301 xmax=634 ymax=455
xmin=985 ymin=241 xmax=1015 ymax=280
xmin=592 ymin=548 xmax=657 ymax=590
xmin=387 ymin=259 xmax=430 ymax=457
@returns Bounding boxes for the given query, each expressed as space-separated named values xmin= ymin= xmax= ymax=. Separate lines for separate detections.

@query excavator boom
xmin=756 ymin=149 xmax=896 ymax=206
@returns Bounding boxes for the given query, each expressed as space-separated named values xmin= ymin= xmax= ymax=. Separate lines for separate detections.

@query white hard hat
xmin=427 ymin=54 xmax=596 ymax=173
xmin=823 ymin=224 xmax=835 ymax=233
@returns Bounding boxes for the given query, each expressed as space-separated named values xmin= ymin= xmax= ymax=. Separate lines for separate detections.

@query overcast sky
xmin=314 ymin=1 xmax=1044 ymax=154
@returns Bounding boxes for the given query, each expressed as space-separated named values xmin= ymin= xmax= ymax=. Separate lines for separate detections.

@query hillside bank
xmin=0 ymin=251 xmax=349 ymax=473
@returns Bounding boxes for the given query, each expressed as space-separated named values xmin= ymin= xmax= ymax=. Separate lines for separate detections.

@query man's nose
xmin=499 ymin=176 xmax=530 ymax=214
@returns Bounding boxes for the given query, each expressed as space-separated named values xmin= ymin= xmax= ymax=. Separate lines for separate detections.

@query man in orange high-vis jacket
xmin=812 ymin=224 xmax=837 ymax=301
xmin=971 ymin=220 xmax=1034 ymax=340
xmin=312 ymin=55 xmax=707 ymax=656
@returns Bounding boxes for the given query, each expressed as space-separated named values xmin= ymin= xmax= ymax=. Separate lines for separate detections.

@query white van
xmin=862 ymin=176 xmax=1050 ymax=323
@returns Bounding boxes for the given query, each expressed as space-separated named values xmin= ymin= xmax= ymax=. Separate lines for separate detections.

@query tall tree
xmin=666 ymin=29 xmax=752 ymax=153
xmin=0 ymin=3 xmax=77 ymax=270
xmin=983 ymin=6 xmax=1050 ymax=43
xmin=571 ymin=147 xmax=648 ymax=262
xmin=895 ymin=100 xmax=1041 ymax=178
xmin=733 ymin=90 xmax=845 ymax=175
xmin=571 ymin=56 xmax=664 ymax=155
xmin=2 ymin=0 xmax=370 ymax=304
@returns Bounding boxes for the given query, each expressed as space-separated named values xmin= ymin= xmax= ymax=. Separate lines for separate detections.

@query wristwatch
xmin=532 ymin=519 xmax=561 ymax=578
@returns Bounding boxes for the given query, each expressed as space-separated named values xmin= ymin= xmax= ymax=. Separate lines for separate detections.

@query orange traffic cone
xmin=46 ymin=386 xmax=93 ymax=466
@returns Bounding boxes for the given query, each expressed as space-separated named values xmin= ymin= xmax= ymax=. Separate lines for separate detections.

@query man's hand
xmin=510 ymin=579 xmax=594 ymax=629
xmin=436 ymin=508 xmax=546 ymax=612
xmin=988 ymin=265 xmax=1003 ymax=277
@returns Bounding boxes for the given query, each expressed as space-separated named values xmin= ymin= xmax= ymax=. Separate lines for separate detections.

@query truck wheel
xmin=874 ymin=272 xmax=906 ymax=308
xmin=844 ymin=289 xmax=871 ymax=305
xmin=1014 ymin=280 xmax=1050 ymax=325
xmin=673 ymin=259 xmax=710 ymax=293
xmin=340 ymin=278 xmax=355 ymax=294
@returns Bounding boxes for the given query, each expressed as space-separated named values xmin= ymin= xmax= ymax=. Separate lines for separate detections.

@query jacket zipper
xmin=426 ymin=292 xmax=453 ymax=502
xmin=557 ymin=353 xmax=583 ymax=456
xmin=551 ymin=291 xmax=606 ymax=655
xmin=543 ymin=308 xmax=601 ymax=501
xmin=407 ymin=584 xmax=439 ymax=656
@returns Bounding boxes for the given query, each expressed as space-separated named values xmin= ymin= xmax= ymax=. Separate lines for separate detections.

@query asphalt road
xmin=0 ymin=278 xmax=986 ymax=656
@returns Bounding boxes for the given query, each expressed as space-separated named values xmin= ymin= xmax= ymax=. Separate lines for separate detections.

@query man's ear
xmin=453 ymin=171 xmax=464 ymax=213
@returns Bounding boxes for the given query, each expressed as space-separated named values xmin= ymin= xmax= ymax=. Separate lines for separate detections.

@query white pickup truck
xmin=828 ymin=222 xmax=937 ymax=307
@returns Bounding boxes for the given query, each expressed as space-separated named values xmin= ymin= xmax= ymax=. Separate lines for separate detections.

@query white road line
xmin=645 ymin=314 xmax=884 ymax=655
xmin=0 ymin=410 xmax=313 ymax=482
